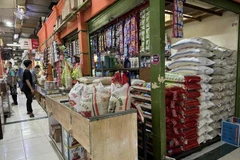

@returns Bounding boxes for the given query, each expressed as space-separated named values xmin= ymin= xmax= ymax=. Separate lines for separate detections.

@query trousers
xmin=24 ymin=92 xmax=33 ymax=113
xmin=9 ymin=85 xmax=18 ymax=104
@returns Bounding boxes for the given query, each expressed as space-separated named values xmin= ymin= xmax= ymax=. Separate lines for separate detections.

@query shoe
xmin=30 ymin=113 xmax=35 ymax=118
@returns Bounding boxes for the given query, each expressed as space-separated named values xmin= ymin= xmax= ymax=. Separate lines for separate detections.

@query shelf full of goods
xmin=42 ymin=40 xmax=82 ymax=92
xmin=46 ymin=72 xmax=137 ymax=160
xmin=90 ymin=6 xmax=171 ymax=78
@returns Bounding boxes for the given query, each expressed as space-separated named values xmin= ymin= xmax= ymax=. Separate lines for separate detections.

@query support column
xmin=77 ymin=13 xmax=90 ymax=75
xmin=150 ymin=0 xmax=166 ymax=159
xmin=235 ymin=15 xmax=240 ymax=117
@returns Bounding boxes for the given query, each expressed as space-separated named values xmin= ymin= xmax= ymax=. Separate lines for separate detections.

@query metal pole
xmin=235 ymin=15 xmax=240 ymax=117
xmin=150 ymin=0 xmax=166 ymax=159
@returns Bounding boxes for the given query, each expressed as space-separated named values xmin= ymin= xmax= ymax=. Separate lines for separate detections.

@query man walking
xmin=7 ymin=62 xmax=18 ymax=105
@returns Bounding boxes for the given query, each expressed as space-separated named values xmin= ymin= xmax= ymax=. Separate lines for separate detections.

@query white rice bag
xmin=167 ymin=57 xmax=215 ymax=69
xmin=169 ymin=48 xmax=214 ymax=59
xmin=216 ymin=46 xmax=235 ymax=57
xmin=131 ymin=79 xmax=145 ymax=86
xmin=78 ymin=85 xmax=94 ymax=118
xmin=68 ymin=82 xmax=84 ymax=108
xmin=198 ymin=75 xmax=212 ymax=83
xmin=171 ymin=66 xmax=214 ymax=75
xmin=209 ymin=75 xmax=226 ymax=84
xmin=171 ymin=38 xmax=217 ymax=50
xmin=93 ymin=83 xmax=111 ymax=116
xmin=212 ymin=59 xmax=227 ymax=67
xmin=108 ymin=83 xmax=131 ymax=113
xmin=198 ymin=92 xmax=214 ymax=101
xmin=199 ymin=101 xmax=215 ymax=110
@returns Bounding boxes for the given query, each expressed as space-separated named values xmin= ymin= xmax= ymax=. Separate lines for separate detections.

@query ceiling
xmin=0 ymin=0 xmax=59 ymax=47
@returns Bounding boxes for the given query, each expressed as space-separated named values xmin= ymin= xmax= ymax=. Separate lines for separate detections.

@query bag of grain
xmin=93 ymin=83 xmax=111 ymax=116
xmin=68 ymin=82 xmax=84 ymax=108
xmin=108 ymin=83 xmax=131 ymax=113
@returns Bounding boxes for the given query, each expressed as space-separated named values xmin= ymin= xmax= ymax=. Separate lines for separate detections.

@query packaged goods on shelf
xmin=51 ymin=124 xmax=61 ymax=143
xmin=63 ymin=145 xmax=87 ymax=160
xmin=170 ymin=37 xmax=236 ymax=144
xmin=62 ymin=127 xmax=80 ymax=148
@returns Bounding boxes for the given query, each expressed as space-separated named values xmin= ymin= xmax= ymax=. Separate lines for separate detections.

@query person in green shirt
xmin=7 ymin=62 xmax=18 ymax=105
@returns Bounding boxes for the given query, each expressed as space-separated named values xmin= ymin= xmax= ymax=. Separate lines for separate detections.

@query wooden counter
xmin=46 ymin=95 xmax=138 ymax=160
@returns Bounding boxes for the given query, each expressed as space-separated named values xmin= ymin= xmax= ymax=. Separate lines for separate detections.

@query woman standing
xmin=21 ymin=60 xmax=35 ymax=118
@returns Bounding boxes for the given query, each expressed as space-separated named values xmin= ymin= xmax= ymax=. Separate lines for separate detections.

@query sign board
xmin=19 ymin=38 xmax=39 ymax=50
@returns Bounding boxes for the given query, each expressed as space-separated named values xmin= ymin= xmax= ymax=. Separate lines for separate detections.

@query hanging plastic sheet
xmin=172 ymin=0 xmax=185 ymax=38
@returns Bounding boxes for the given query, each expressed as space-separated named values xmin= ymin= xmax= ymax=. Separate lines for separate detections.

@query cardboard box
xmin=63 ymin=145 xmax=86 ymax=160
xmin=62 ymin=127 xmax=80 ymax=147
xmin=222 ymin=117 xmax=240 ymax=147
xmin=51 ymin=124 xmax=61 ymax=143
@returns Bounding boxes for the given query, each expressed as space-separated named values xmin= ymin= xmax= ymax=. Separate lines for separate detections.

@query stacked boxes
xmin=62 ymin=127 xmax=87 ymax=160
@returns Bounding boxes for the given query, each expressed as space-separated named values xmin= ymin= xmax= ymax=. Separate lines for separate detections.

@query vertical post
xmin=150 ymin=0 xmax=166 ymax=160
xmin=235 ymin=16 xmax=240 ymax=117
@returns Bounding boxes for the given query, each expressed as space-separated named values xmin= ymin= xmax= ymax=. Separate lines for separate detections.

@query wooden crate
xmin=46 ymin=95 xmax=138 ymax=160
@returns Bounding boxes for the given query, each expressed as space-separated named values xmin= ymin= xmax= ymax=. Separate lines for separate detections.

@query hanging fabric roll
xmin=172 ymin=0 xmax=185 ymax=38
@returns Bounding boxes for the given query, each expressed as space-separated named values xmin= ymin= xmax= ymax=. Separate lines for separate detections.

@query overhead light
xmin=5 ymin=21 xmax=13 ymax=27
xmin=7 ymin=43 xmax=21 ymax=47
xmin=14 ymin=34 xmax=19 ymax=39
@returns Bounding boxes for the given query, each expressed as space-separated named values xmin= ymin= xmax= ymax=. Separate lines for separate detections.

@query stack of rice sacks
xmin=168 ymin=38 xmax=236 ymax=144
xmin=165 ymin=73 xmax=201 ymax=155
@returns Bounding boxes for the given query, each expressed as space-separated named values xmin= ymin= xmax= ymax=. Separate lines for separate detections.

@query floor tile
xmin=0 ymin=141 xmax=24 ymax=154
xmin=2 ymin=148 xmax=25 ymax=160
xmin=25 ymin=143 xmax=54 ymax=158
xmin=23 ymin=136 xmax=49 ymax=148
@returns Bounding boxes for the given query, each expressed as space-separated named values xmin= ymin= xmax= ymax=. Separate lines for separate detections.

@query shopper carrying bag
xmin=21 ymin=60 xmax=35 ymax=118
xmin=7 ymin=62 xmax=18 ymax=106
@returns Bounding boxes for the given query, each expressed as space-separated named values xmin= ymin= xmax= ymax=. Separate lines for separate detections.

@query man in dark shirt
xmin=21 ymin=60 xmax=35 ymax=118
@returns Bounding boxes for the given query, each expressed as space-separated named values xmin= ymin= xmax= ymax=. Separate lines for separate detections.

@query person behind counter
xmin=7 ymin=62 xmax=18 ymax=106
xmin=21 ymin=60 xmax=35 ymax=118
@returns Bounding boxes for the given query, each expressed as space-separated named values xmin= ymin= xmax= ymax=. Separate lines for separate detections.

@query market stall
xmin=37 ymin=0 xmax=240 ymax=160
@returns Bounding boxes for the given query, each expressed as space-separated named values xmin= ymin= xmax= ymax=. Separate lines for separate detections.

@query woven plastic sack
xmin=212 ymin=59 xmax=227 ymax=67
xmin=198 ymin=92 xmax=214 ymax=101
xmin=78 ymin=85 xmax=94 ymax=118
xmin=170 ymin=48 xmax=214 ymax=60
xmin=171 ymin=38 xmax=217 ymax=50
xmin=108 ymin=83 xmax=131 ymax=113
xmin=198 ymin=75 xmax=212 ymax=83
xmin=92 ymin=77 xmax=112 ymax=85
xmin=93 ymin=83 xmax=111 ymax=116
xmin=171 ymin=66 xmax=214 ymax=75
xmin=199 ymin=101 xmax=215 ymax=110
xmin=209 ymin=75 xmax=226 ymax=84
xmin=167 ymin=57 xmax=215 ymax=69
xmin=68 ymin=82 xmax=84 ymax=108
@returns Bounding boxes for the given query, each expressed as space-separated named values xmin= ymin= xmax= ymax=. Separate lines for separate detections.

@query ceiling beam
xmin=201 ymin=0 xmax=240 ymax=14
xmin=166 ymin=0 xmax=223 ymax=16
xmin=165 ymin=10 xmax=202 ymax=21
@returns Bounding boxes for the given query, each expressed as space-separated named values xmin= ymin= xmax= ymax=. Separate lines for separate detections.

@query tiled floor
xmin=6 ymin=93 xmax=47 ymax=123
xmin=0 ymin=94 xmax=61 ymax=160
